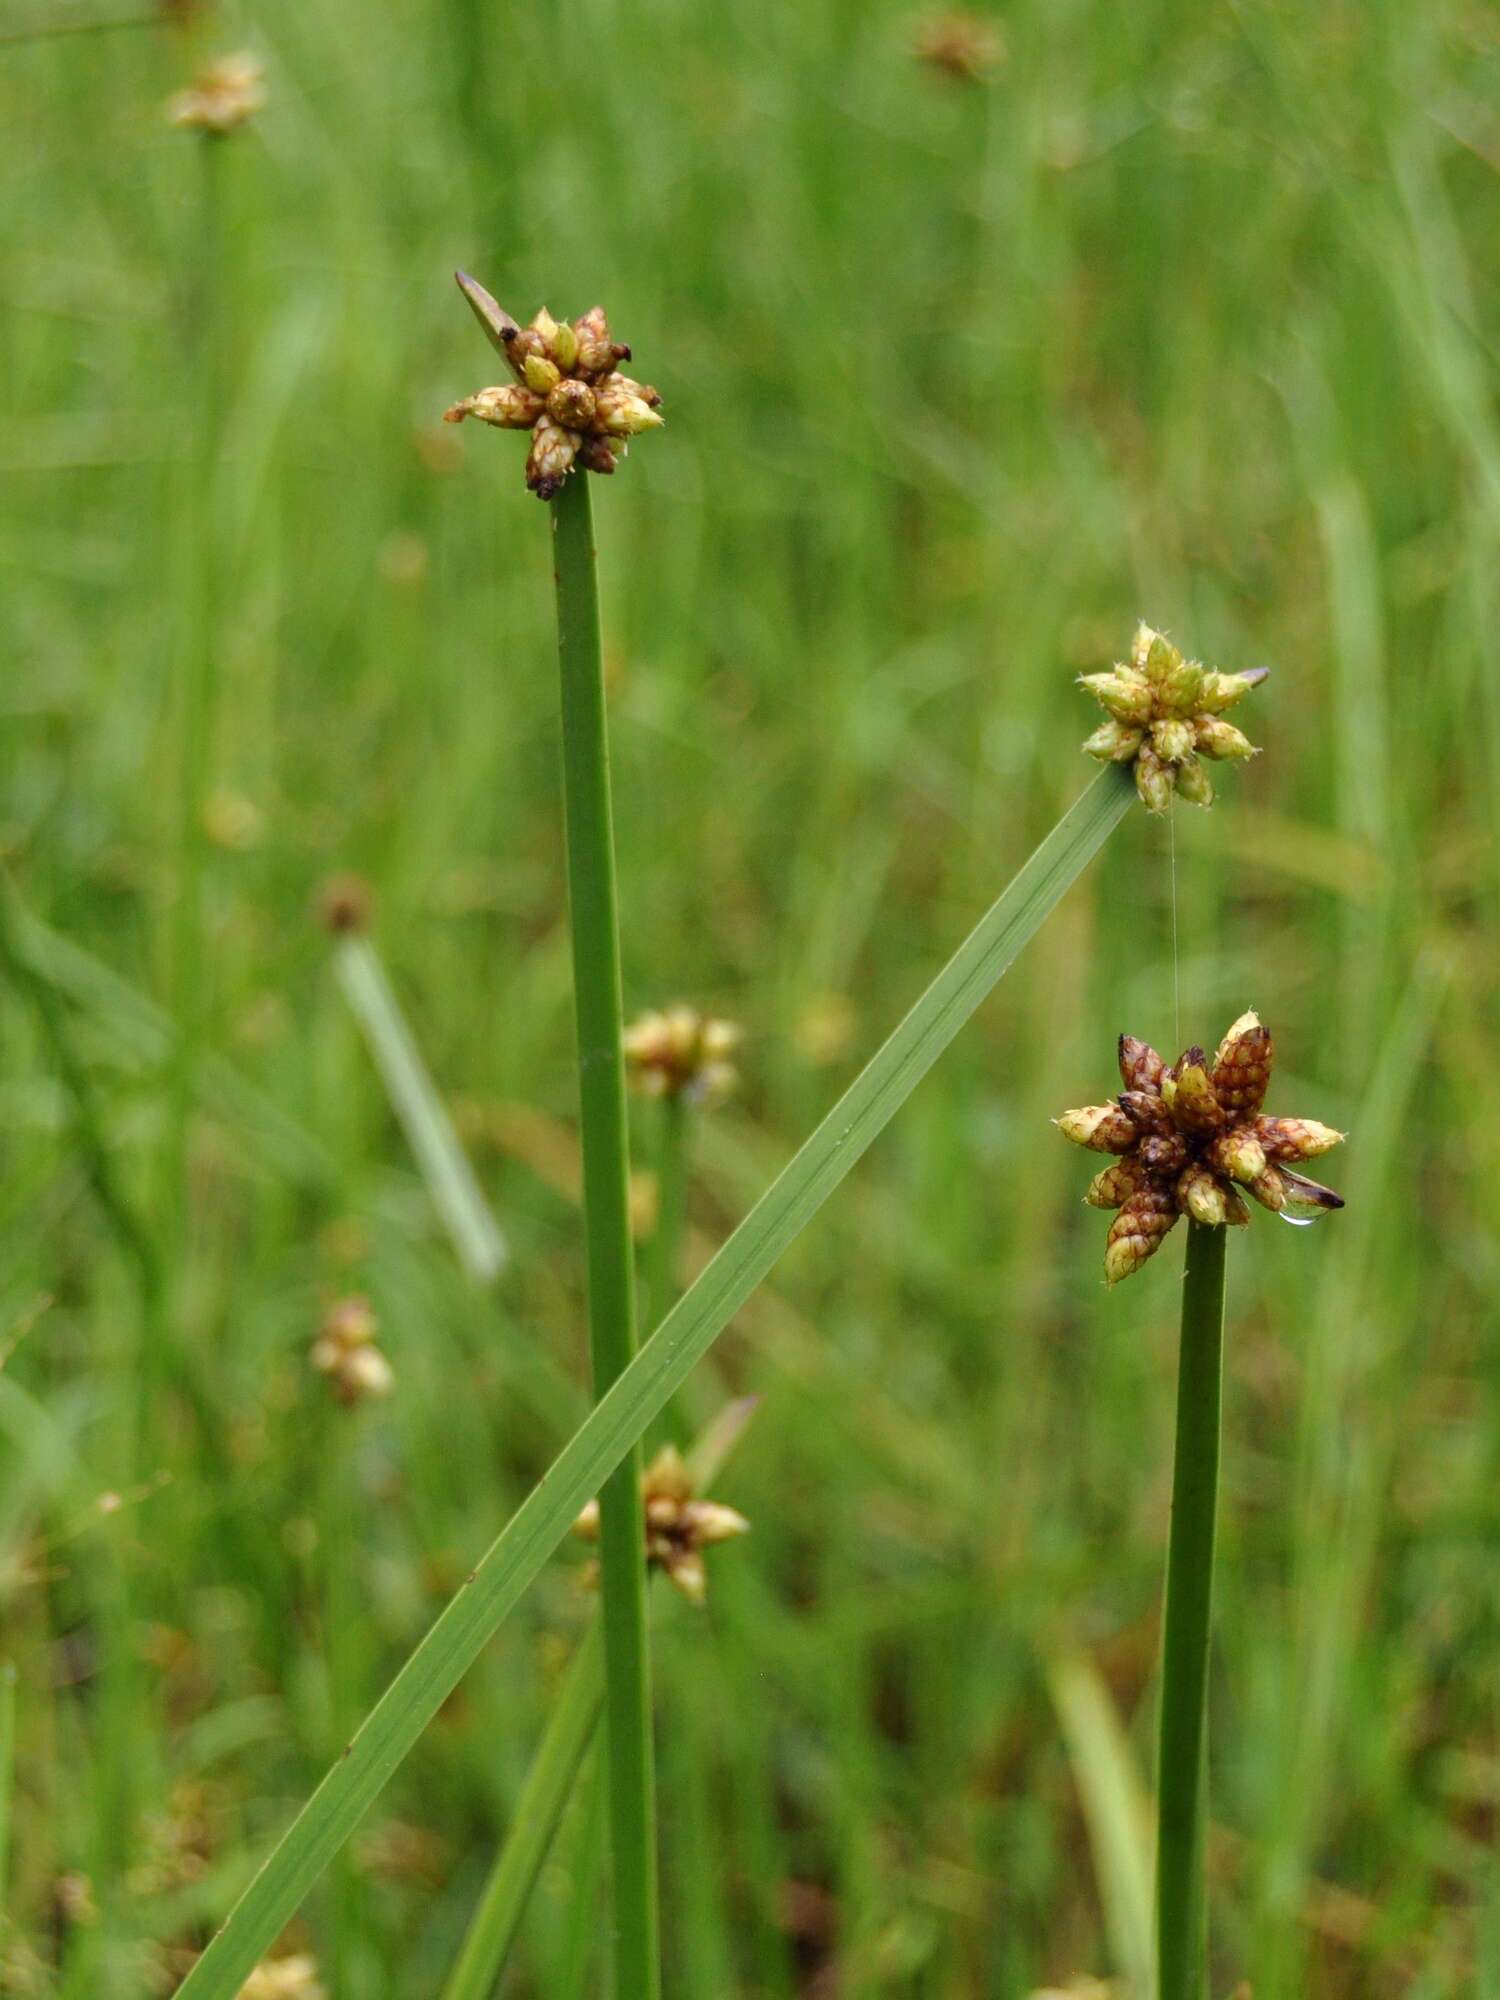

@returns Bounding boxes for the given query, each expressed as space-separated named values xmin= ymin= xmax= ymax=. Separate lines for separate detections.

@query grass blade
xmin=335 ymin=935 xmax=507 ymax=1282
xmin=1047 ymin=1648 xmax=1154 ymax=1997
xmin=440 ymin=1622 xmax=604 ymax=2000
xmin=172 ymin=763 xmax=1133 ymax=2000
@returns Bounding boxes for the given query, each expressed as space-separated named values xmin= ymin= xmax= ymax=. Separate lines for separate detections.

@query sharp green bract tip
xmin=455 ymin=270 xmax=520 ymax=356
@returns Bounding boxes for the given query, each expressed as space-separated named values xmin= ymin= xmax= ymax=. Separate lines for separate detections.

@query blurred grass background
xmin=2 ymin=0 xmax=1498 ymax=1993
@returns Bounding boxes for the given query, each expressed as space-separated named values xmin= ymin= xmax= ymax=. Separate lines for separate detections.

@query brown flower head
xmin=1056 ymin=1012 xmax=1345 ymax=1284
xmin=912 ymin=10 xmax=1006 ymax=81
xmin=623 ymin=1006 xmax=740 ymax=1107
xmin=1080 ymin=622 xmax=1267 ymax=814
xmin=573 ymin=1445 xmax=749 ymax=1605
xmin=167 ymin=52 xmax=266 ymax=134
xmin=237 ymin=1957 xmax=327 ymax=2000
xmin=310 ymin=1296 xmax=393 ymax=1407
xmin=443 ymin=273 xmax=662 ymax=500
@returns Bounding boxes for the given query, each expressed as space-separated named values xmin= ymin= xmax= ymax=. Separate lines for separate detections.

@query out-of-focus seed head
xmin=238 ymin=1957 xmax=327 ymax=2000
xmin=623 ymin=1007 xmax=741 ymax=1107
xmin=912 ymin=9 xmax=1006 ymax=82
xmin=316 ymin=873 xmax=374 ymax=936
xmin=1080 ymin=624 xmax=1266 ymax=811
xmin=1057 ymin=1014 xmax=1344 ymax=1282
xmin=446 ymin=276 xmax=663 ymax=499
xmin=167 ymin=51 xmax=266 ymax=134
xmin=310 ymin=1297 xmax=394 ymax=1409
xmin=573 ymin=1443 xmax=749 ymax=1604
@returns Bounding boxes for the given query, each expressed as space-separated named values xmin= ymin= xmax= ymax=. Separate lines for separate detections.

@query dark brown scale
xmin=1119 ymin=1089 xmax=1171 ymax=1132
xmin=1139 ymin=1131 xmax=1188 ymax=1175
xmin=1118 ymin=1034 xmax=1165 ymax=1093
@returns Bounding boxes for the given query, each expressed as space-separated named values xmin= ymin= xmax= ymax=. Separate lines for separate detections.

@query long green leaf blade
xmin=335 ymin=935 xmax=508 ymax=1282
xmin=174 ymin=764 xmax=1133 ymax=1999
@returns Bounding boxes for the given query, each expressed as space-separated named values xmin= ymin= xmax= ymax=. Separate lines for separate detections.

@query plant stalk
xmin=643 ymin=1093 xmax=688 ymax=1337
xmin=1155 ymin=1219 xmax=1227 ymax=2000
xmin=550 ymin=472 xmax=660 ymax=2000
xmin=440 ymin=1622 xmax=604 ymax=2000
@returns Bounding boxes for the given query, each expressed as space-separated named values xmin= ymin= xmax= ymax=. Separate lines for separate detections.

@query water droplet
xmin=1277 ymin=1210 xmax=1323 ymax=1229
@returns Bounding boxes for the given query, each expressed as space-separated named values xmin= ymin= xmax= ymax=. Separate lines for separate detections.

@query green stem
xmin=440 ymin=1623 xmax=605 ymax=2000
xmin=165 ymin=130 xmax=224 ymax=1370
xmin=643 ymin=1094 xmax=688 ymax=1337
xmin=550 ymin=473 xmax=660 ymax=2000
xmin=1155 ymin=1220 xmax=1227 ymax=2000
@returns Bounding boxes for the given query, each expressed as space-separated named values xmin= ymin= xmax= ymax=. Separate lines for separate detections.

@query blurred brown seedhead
xmin=624 ymin=1006 xmax=740 ymax=1107
xmin=1080 ymin=622 xmax=1266 ymax=814
xmin=167 ymin=52 xmax=265 ymax=135
xmin=912 ymin=10 xmax=1006 ymax=82
xmin=444 ymin=273 xmax=663 ymax=500
xmin=574 ymin=1445 xmax=748 ymax=1604
xmin=1057 ymin=1012 xmax=1345 ymax=1284
xmin=316 ymin=872 xmax=374 ymax=936
xmin=310 ymin=1296 xmax=393 ymax=1407
xmin=237 ymin=1957 xmax=326 ymax=2000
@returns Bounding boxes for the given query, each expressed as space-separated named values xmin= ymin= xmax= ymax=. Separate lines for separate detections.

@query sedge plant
xmin=446 ymin=272 xmax=668 ymax=1998
xmin=1061 ymin=625 xmax=1347 ymax=1998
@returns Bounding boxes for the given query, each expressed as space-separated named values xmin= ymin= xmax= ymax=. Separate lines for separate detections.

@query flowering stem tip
xmin=1080 ymin=623 xmax=1267 ymax=814
xmin=445 ymin=273 xmax=662 ymax=499
xmin=1056 ymin=1013 xmax=1344 ymax=1284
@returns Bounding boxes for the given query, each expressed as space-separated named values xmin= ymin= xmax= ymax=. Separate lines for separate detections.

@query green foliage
xmin=0 ymin=1 xmax=1495 ymax=1994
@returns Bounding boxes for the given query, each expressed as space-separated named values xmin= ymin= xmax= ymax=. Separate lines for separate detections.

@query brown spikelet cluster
xmin=573 ymin=1446 xmax=749 ymax=1605
xmin=1080 ymin=623 xmax=1266 ymax=813
xmin=310 ymin=1297 xmax=393 ymax=1407
xmin=444 ymin=273 xmax=662 ymax=499
xmin=1056 ymin=1013 xmax=1345 ymax=1284
xmin=912 ymin=10 xmax=1006 ymax=81
xmin=166 ymin=52 xmax=265 ymax=134
xmin=623 ymin=1007 xmax=741 ymax=1107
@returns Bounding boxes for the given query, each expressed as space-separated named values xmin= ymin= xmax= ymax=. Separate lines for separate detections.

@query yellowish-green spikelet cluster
xmin=1079 ymin=623 xmax=1266 ymax=814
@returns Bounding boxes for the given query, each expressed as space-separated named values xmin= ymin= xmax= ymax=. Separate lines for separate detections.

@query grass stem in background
xmin=334 ymin=933 xmax=507 ymax=1282
xmin=0 ymin=1660 xmax=14 ymax=1914
xmin=439 ymin=1622 xmax=604 ymax=2000
xmin=170 ymin=765 xmax=1134 ymax=2000
xmin=643 ymin=1093 xmax=688 ymax=1338
xmin=550 ymin=472 xmax=660 ymax=2000
xmin=1155 ymin=1220 xmax=1227 ymax=2000
xmin=439 ymin=1398 xmax=755 ymax=1997
xmin=165 ymin=129 xmax=225 ymax=1354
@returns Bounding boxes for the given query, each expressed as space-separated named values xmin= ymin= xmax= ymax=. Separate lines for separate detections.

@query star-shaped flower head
xmin=623 ymin=1006 xmax=741 ymax=1108
xmin=1056 ymin=1012 xmax=1345 ymax=1284
xmin=573 ymin=1445 xmax=749 ymax=1604
xmin=1080 ymin=623 xmax=1267 ymax=814
xmin=443 ymin=272 xmax=663 ymax=500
